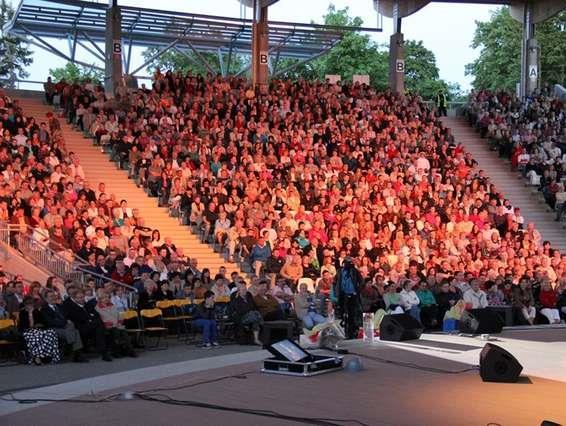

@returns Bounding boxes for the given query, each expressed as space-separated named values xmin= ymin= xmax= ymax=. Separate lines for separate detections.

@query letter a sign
xmin=528 ymin=65 xmax=537 ymax=80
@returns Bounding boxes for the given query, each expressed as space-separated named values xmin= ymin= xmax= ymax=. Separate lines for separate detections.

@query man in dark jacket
xmin=41 ymin=289 xmax=87 ymax=362
xmin=333 ymin=257 xmax=364 ymax=339
xmin=62 ymin=288 xmax=111 ymax=361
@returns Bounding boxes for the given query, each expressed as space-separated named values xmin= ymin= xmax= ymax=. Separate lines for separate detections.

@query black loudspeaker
xmin=459 ymin=309 xmax=503 ymax=334
xmin=380 ymin=313 xmax=423 ymax=341
xmin=479 ymin=343 xmax=523 ymax=383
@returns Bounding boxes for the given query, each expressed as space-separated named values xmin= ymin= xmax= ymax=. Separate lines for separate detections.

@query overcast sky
xmin=10 ymin=0 xmax=498 ymax=91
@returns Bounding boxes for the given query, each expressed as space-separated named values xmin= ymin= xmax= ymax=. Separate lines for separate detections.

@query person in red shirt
xmin=539 ymin=281 xmax=561 ymax=324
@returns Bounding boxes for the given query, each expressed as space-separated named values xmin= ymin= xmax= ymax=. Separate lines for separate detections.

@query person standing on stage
xmin=333 ymin=257 xmax=364 ymax=339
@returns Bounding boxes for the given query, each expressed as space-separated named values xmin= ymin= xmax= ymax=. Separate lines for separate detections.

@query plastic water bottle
xmin=363 ymin=313 xmax=374 ymax=343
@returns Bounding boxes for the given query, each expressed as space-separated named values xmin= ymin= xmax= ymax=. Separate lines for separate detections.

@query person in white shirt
xmin=463 ymin=280 xmax=488 ymax=309
xmin=399 ymin=280 xmax=421 ymax=321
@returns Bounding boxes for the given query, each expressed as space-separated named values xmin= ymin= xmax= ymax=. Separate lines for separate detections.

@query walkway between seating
xmin=443 ymin=117 xmax=566 ymax=252
xmin=18 ymin=96 xmax=244 ymax=276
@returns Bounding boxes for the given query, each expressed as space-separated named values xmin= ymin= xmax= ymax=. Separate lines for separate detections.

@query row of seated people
xmin=53 ymin=72 xmax=566 ymax=301
xmin=0 ymin=89 xmax=191 ymax=297
xmin=0 ymin=267 xmax=331 ymax=353
xmin=0 ymin=274 xmax=137 ymax=364
xmin=361 ymin=269 xmax=566 ymax=328
xmin=466 ymin=89 xmax=566 ymax=214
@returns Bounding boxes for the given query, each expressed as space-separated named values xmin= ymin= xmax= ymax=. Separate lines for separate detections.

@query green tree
xmin=0 ymin=0 xmax=33 ymax=88
xmin=466 ymin=8 xmax=566 ymax=91
xmin=49 ymin=62 xmax=104 ymax=84
xmin=141 ymin=48 xmax=247 ymax=76
xmin=314 ymin=5 xmax=389 ymax=90
xmin=404 ymin=39 xmax=450 ymax=100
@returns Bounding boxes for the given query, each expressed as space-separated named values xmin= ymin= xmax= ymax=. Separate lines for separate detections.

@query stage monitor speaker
xmin=479 ymin=343 xmax=523 ymax=383
xmin=459 ymin=309 xmax=503 ymax=334
xmin=379 ymin=313 xmax=423 ymax=341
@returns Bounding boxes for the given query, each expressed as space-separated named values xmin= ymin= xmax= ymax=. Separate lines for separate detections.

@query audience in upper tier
xmin=2 ymin=72 xmax=566 ymax=365
xmin=467 ymin=89 xmax=566 ymax=213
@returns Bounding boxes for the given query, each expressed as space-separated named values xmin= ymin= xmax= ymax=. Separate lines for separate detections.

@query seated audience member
xmin=486 ymin=281 xmax=507 ymax=306
xmin=294 ymin=282 xmax=327 ymax=330
xmin=19 ymin=296 xmax=61 ymax=365
xmin=63 ymin=288 xmax=112 ymax=361
xmin=41 ymin=289 xmax=86 ymax=362
xmin=400 ymin=280 xmax=421 ymax=320
xmin=557 ymin=282 xmax=566 ymax=321
xmin=415 ymin=282 xmax=438 ymax=328
xmin=360 ymin=279 xmax=384 ymax=313
xmin=383 ymin=284 xmax=403 ymax=314
xmin=538 ymin=280 xmax=561 ymax=324
xmin=111 ymin=285 xmax=130 ymax=312
xmin=95 ymin=289 xmax=137 ymax=357
xmin=279 ymin=255 xmax=303 ymax=289
xmin=270 ymin=278 xmax=294 ymax=314
xmin=249 ymin=235 xmax=271 ymax=277
xmin=463 ymin=280 xmax=488 ymax=309
xmin=192 ymin=290 xmax=219 ymax=348
xmin=229 ymin=280 xmax=263 ymax=345
xmin=154 ymin=281 xmax=174 ymax=301
xmin=435 ymin=281 xmax=461 ymax=323
xmin=253 ymin=279 xmax=284 ymax=321
xmin=512 ymin=278 xmax=536 ymax=325
xmin=317 ymin=270 xmax=334 ymax=298
xmin=211 ymin=278 xmax=231 ymax=298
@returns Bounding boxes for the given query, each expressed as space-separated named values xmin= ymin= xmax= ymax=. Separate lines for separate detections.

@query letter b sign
xmin=259 ymin=51 xmax=268 ymax=65
xmin=113 ymin=41 xmax=122 ymax=56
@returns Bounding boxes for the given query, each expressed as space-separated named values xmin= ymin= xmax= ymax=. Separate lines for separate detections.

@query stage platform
xmin=1 ymin=327 xmax=565 ymax=426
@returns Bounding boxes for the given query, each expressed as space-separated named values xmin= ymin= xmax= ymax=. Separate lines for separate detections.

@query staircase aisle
xmin=19 ymin=97 xmax=244 ymax=277
xmin=443 ymin=117 xmax=566 ymax=252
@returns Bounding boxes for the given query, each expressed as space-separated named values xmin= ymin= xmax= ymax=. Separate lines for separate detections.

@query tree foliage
xmin=404 ymin=40 xmax=449 ymax=100
xmin=141 ymin=4 xmax=455 ymax=100
xmin=0 ymin=0 xmax=33 ymax=88
xmin=49 ymin=62 xmax=104 ymax=84
xmin=142 ymin=48 xmax=247 ymax=77
xmin=466 ymin=7 xmax=566 ymax=91
xmin=278 ymin=5 xmax=452 ymax=99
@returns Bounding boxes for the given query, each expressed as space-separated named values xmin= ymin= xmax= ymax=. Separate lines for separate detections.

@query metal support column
xmin=388 ymin=1 xmax=404 ymax=96
xmin=520 ymin=1 xmax=539 ymax=98
xmin=251 ymin=0 xmax=269 ymax=92
xmin=105 ymin=0 xmax=123 ymax=96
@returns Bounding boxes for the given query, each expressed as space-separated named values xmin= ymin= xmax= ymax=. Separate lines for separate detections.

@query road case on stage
xmin=261 ymin=339 xmax=343 ymax=376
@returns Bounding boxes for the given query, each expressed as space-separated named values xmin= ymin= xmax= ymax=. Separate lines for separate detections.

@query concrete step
xmin=443 ymin=117 xmax=566 ymax=252
xmin=17 ymin=98 xmax=247 ymax=279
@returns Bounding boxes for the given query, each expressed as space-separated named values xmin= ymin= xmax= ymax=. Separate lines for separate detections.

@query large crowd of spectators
xmin=2 ymin=72 xmax=566 ymax=365
xmin=467 ymin=89 xmax=566 ymax=215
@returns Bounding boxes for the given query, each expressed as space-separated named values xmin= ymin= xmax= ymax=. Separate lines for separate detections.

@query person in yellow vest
xmin=436 ymin=90 xmax=447 ymax=117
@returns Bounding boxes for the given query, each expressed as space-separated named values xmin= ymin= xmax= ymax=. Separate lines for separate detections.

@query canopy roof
xmin=4 ymin=0 xmax=382 ymax=60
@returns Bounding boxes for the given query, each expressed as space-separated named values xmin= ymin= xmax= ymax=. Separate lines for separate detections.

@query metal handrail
xmin=1 ymin=222 xmax=88 ymax=265
xmin=75 ymin=265 xmax=137 ymax=293
xmin=0 ymin=225 xmax=137 ymax=295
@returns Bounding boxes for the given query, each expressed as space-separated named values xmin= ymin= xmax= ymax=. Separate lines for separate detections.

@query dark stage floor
xmin=4 ymin=345 xmax=565 ymax=426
